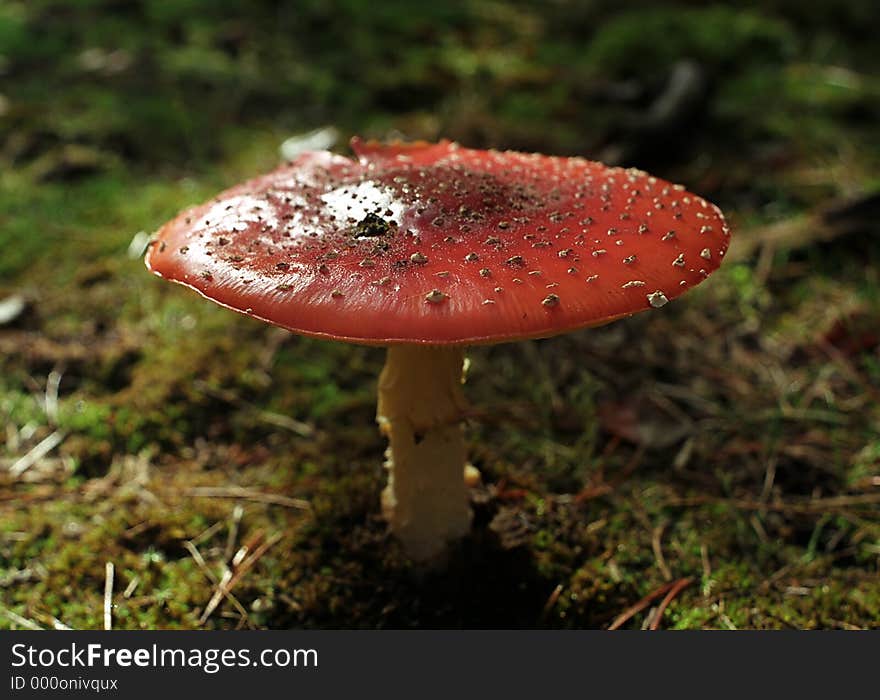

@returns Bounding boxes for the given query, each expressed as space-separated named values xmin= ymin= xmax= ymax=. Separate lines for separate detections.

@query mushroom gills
xmin=377 ymin=344 xmax=472 ymax=561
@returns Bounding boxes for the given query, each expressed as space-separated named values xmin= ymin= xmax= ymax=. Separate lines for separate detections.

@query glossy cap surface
xmin=146 ymin=139 xmax=730 ymax=345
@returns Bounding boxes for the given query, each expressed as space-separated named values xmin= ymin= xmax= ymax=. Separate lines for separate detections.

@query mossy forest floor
xmin=2 ymin=1 xmax=879 ymax=629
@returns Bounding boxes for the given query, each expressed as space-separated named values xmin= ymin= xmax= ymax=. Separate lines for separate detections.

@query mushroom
xmin=146 ymin=138 xmax=730 ymax=561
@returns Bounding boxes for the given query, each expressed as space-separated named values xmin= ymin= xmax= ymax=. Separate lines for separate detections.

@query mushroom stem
xmin=377 ymin=344 xmax=471 ymax=561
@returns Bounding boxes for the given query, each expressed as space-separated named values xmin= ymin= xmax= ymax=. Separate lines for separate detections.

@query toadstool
xmin=146 ymin=138 xmax=730 ymax=561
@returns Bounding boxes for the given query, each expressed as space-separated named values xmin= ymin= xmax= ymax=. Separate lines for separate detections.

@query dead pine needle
xmin=103 ymin=562 xmax=114 ymax=631
xmin=190 ymin=519 xmax=225 ymax=547
xmin=540 ymin=584 xmax=564 ymax=622
xmin=188 ymin=486 xmax=311 ymax=512
xmin=651 ymin=523 xmax=673 ymax=582
xmin=183 ymin=539 xmax=251 ymax=624
xmin=608 ymin=580 xmax=678 ymax=631
xmin=700 ymin=544 xmax=713 ymax=597
xmin=199 ymin=531 xmax=282 ymax=626
xmin=183 ymin=540 xmax=219 ymax=585
xmin=648 ymin=577 xmax=693 ymax=630
xmin=666 ymin=493 xmax=880 ymax=514
xmin=3 ymin=607 xmax=43 ymax=630
xmin=122 ymin=576 xmax=141 ymax=600
xmin=9 ymin=430 xmax=66 ymax=477
xmin=225 ymin=504 xmax=244 ymax=562
xmin=44 ymin=368 xmax=63 ymax=424
xmin=51 ymin=617 xmax=73 ymax=631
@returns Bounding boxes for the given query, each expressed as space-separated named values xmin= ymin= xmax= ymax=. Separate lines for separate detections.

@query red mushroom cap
xmin=146 ymin=139 xmax=730 ymax=345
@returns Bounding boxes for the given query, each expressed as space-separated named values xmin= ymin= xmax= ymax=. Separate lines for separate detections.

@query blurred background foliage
xmin=3 ymin=0 xmax=878 ymax=174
